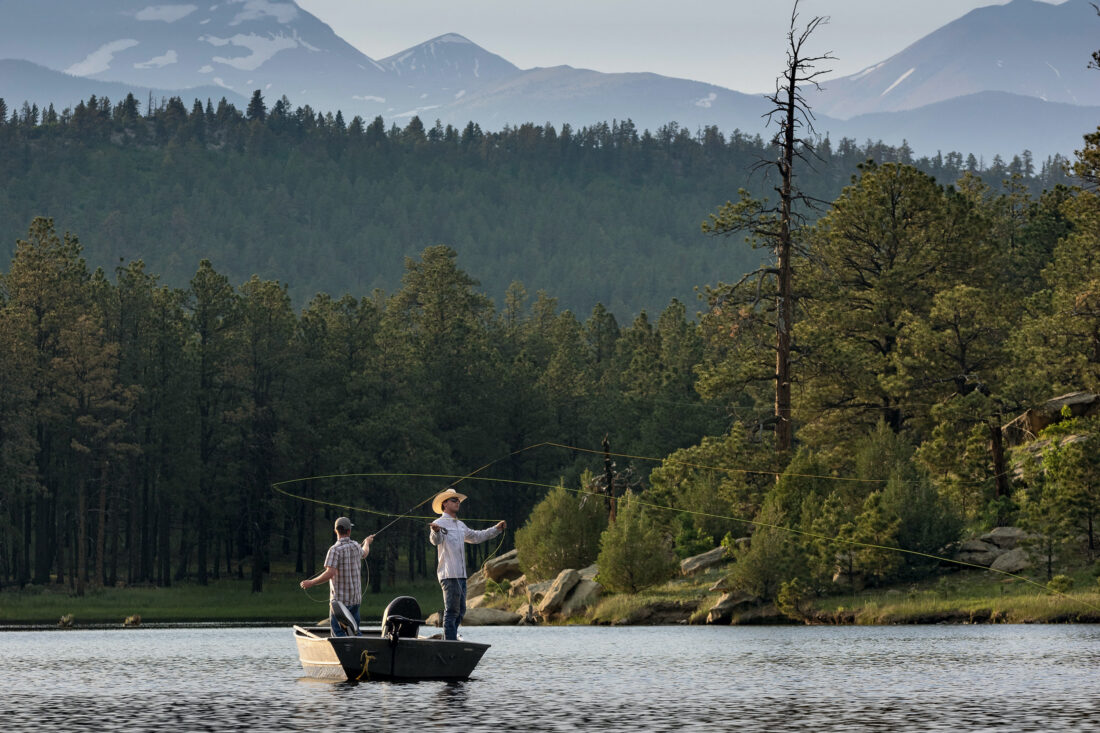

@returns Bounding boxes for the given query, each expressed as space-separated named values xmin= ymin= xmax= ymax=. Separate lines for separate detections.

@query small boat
xmin=294 ymin=596 xmax=490 ymax=682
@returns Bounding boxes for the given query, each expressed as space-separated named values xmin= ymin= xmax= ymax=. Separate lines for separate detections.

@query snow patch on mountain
xmin=135 ymin=50 xmax=179 ymax=69
xmin=880 ymin=68 xmax=915 ymax=97
xmin=695 ymin=92 xmax=718 ymax=108
xmin=65 ymin=39 xmax=141 ymax=76
xmin=135 ymin=5 xmax=198 ymax=22
xmin=201 ymin=32 xmax=298 ymax=70
xmin=848 ymin=62 xmax=885 ymax=82
xmin=227 ymin=0 xmax=298 ymax=26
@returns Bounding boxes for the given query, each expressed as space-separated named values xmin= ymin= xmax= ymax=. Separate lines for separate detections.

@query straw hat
xmin=432 ymin=488 xmax=467 ymax=514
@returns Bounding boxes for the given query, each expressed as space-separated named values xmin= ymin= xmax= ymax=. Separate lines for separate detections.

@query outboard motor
xmin=330 ymin=600 xmax=360 ymax=636
xmin=381 ymin=596 xmax=424 ymax=639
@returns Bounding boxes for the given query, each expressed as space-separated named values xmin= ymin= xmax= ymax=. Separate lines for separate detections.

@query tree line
xmin=2 ymin=87 xmax=1098 ymax=603
xmin=0 ymin=91 xmax=1073 ymax=318
xmin=0 ymin=229 xmax=724 ymax=594
xmin=513 ymin=149 xmax=1100 ymax=603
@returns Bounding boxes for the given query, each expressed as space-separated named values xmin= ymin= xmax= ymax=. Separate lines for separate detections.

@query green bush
xmin=776 ymin=577 xmax=814 ymax=622
xmin=515 ymin=481 xmax=608 ymax=582
xmin=673 ymin=513 xmax=715 ymax=559
xmin=1047 ymin=574 xmax=1074 ymax=594
xmin=596 ymin=492 xmax=678 ymax=593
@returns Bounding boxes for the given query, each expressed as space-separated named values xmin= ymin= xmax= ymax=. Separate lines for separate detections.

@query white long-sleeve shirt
xmin=429 ymin=514 xmax=502 ymax=580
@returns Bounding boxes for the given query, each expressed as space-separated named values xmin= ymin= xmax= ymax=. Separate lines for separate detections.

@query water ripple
xmin=2 ymin=624 xmax=1099 ymax=731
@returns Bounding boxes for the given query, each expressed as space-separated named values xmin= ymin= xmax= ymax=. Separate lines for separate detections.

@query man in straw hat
xmin=300 ymin=516 xmax=374 ymax=636
xmin=429 ymin=487 xmax=506 ymax=640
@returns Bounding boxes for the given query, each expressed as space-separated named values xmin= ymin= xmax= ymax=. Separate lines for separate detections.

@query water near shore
xmin=4 ymin=624 xmax=1099 ymax=731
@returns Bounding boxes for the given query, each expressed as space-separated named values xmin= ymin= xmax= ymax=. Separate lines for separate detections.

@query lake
xmin=2 ymin=624 xmax=1099 ymax=731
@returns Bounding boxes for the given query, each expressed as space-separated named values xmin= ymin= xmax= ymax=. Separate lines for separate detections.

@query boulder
xmin=959 ymin=539 xmax=999 ymax=553
xmin=508 ymin=575 xmax=528 ymax=596
xmin=706 ymin=592 xmax=759 ymax=624
xmin=679 ymin=546 xmax=730 ymax=576
xmin=990 ymin=547 xmax=1031 ymax=573
xmin=484 ymin=549 xmax=523 ymax=582
xmin=1001 ymin=391 xmax=1100 ymax=447
xmin=578 ymin=563 xmax=599 ymax=582
xmin=709 ymin=576 xmax=733 ymax=593
xmin=954 ymin=539 xmax=1002 ymax=567
xmin=527 ymin=579 xmax=554 ymax=603
xmin=466 ymin=570 xmax=487 ymax=598
xmin=955 ymin=551 xmax=1000 ymax=567
xmin=462 ymin=607 xmax=522 ymax=626
xmin=467 ymin=593 xmax=489 ymax=609
xmin=559 ymin=579 xmax=602 ymax=617
xmin=426 ymin=611 xmax=441 ymax=627
xmin=982 ymin=527 xmax=1028 ymax=549
xmin=537 ymin=569 xmax=581 ymax=615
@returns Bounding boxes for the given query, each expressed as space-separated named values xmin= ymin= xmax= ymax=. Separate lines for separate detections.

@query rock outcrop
xmin=560 ymin=579 xmax=602 ymax=617
xmin=952 ymin=527 xmax=1034 ymax=569
xmin=483 ymin=549 xmax=523 ymax=582
xmin=462 ymin=607 xmax=522 ymax=626
xmin=706 ymin=592 xmax=759 ymax=624
xmin=537 ymin=569 xmax=581 ymax=616
xmin=679 ymin=546 xmax=730 ymax=576
xmin=989 ymin=547 xmax=1031 ymax=573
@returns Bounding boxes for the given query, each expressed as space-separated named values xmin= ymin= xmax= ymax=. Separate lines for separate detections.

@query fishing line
xmin=274 ymin=442 xmax=1100 ymax=614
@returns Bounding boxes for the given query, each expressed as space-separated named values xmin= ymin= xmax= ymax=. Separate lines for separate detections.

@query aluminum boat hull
xmin=294 ymin=625 xmax=489 ymax=682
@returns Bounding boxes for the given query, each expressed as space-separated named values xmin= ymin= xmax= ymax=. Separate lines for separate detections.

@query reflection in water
xmin=2 ymin=625 xmax=1099 ymax=731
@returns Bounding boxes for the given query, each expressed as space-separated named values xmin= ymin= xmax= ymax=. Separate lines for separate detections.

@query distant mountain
xmin=432 ymin=66 xmax=776 ymax=134
xmin=0 ymin=0 xmax=393 ymax=114
xmin=813 ymin=0 xmax=1100 ymax=118
xmin=831 ymin=91 xmax=1100 ymax=162
xmin=0 ymin=58 xmax=245 ymax=112
xmin=0 ymin=0 xmax=1096 ymax=159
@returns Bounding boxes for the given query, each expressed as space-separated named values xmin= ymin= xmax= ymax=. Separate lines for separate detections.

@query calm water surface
xmin=2 ymin=624 xmax=1099 ymax=731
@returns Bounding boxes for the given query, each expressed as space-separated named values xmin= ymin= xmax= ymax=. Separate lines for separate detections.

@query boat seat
xmin=330 ymin=600 xmax=360 ymax=636
xmin=381 ymin=596 xmax=424 ymax=638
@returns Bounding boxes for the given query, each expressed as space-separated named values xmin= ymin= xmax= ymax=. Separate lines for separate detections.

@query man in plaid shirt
xmin=300 ymin=516 xmax=374 ymax=636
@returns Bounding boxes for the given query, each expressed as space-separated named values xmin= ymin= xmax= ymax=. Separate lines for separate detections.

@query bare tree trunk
xmin=77 ymin=478 xmax=87 ymax=597
xmin=95 ymin=463 xmax=108 ymax=587
xmin=989 ymin=421 xmax=1010 ymax=502
xmin=776 ymin=68 xmax=795 ymax=455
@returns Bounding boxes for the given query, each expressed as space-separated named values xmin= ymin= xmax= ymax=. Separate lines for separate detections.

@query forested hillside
xmin=2 ymin=89 xmax=1098 ymax=606
xmin=0 ymin=93 xmax=1072 ymax=316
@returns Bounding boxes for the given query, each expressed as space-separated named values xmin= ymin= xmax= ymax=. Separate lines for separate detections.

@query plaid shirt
xmin=323 ymin=536 xmax=364 ymax=605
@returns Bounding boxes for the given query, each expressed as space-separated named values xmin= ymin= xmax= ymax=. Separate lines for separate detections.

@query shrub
xmin=596 ymin=492 xmax=678 ymax=593
xmin=515 ymin=481 xmax=607 ymax=582
xmin=673 ymin=513 xmax=715 ymax=559
xmin=776 ymin=578 xmax=814 ymax=622
xmin=1047 ymin=574 xmax=1074 ymax=594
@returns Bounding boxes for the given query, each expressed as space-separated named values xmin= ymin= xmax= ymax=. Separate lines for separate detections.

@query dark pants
xmin=440 ymin=577 xmax=467 ymax=640
xmin=331 ymin=603 xmax=360 ymax=637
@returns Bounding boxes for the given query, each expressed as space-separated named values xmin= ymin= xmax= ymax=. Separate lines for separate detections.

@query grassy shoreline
xmin=0 ymin=575 xmax=441 ymax=627
xmin=3 ymin=568 xmax=1100 ymax=627
xmin=577 ymin=564 xmax=1100 ymax=626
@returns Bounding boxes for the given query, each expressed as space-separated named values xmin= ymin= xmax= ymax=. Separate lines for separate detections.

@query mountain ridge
xmin=0 ymin=0 xmax=1096 ymax=158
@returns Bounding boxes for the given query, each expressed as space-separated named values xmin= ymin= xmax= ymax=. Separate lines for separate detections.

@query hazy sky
xmin=295 ymin=0 xmax=1065 ymax=93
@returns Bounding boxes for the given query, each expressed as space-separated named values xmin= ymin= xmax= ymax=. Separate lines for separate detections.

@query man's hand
xmin=362 ymin=534 xmax=375 ymax=549
xmin=495 ymin=520 xmax=507 ymax=531
xmin=429 ymin=522 xmax=443 ymax=532
xmin=299 ymin=579 xmax=311 ymax=590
